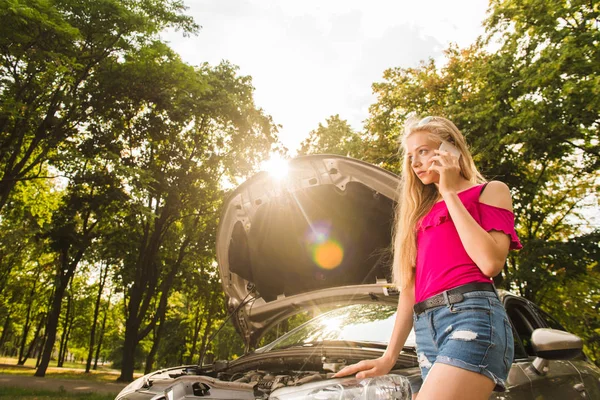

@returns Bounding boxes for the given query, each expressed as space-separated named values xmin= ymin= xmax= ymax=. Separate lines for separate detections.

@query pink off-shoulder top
xmin=414 ymin=183 xmax=522 ymax=303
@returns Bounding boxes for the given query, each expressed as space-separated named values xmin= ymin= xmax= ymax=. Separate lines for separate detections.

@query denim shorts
xmin=412 ymin=290 xmax=514 ymax=392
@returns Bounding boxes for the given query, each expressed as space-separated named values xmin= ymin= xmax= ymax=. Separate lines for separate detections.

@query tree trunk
xmin=144 ymin=311 xmax=166 ymax=374
xmin=59 ymin=314 xmax=73 ymax=367
xmin=93 ymin=289 xmax=111 ymax=370
xmin=20 ymin=313 xmax=46 ymax=366
xmin=57 ymin=292 xmax=73 ymax=368
xmin=186 ymin=304 xmax=205 ymax=364
xmin=0 ymin=177 xmax=17 ymax=215
xmin=35 ymin=247 xmax=80 ymax=377
xmin=0 ymin=315 xmax=11 ymax=353
xmin=17 ymin=267 xmax=40 ymax=365
xmin=118 ymin=215 xmax=164 ymax=383
xmin=197 ymin=290 xmax=219 ymax=365
xmin=118 ymin=317 xmax=140 ymax=382
xmin=35 ymin=281 xmax=65 ymax=376
xmin=35 ymin=327 xmax=48 ymax=368
xmin=119 ymin=259 xmax=179 ymax=382
xmin=118 ymin=210 xmax=192 ymax=381
xmin=198 ymin=313 xmax=214 ymax=366
xmin=86 ymin=264 xmax=108 ymax=373
xmin=17 ymin=312 xmax=32 ymax=365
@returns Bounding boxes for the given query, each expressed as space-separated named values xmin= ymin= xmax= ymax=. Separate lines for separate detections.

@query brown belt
xmin=413 ymin=282 xmax=497 ymax=315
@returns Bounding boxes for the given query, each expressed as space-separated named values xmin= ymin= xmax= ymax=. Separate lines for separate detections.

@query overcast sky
xmin=161 ymin=0 xmax=490 ymax=154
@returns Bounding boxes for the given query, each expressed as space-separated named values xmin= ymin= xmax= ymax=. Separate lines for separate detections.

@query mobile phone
xmin=439 ymin=141 xmax=461 ymax=159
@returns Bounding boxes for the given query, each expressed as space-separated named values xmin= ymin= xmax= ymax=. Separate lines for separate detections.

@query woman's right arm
xmin=333 ymin=281 xmax=415 ymax=379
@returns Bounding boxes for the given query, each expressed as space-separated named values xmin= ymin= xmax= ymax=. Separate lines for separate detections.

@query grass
xmin=0 ymin=357 xmax=142 ymax=382
xmin=0 ymin=387 xmax=115 ymax=400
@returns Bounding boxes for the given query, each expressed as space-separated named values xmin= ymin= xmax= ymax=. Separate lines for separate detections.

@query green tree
xmin=0 ymin=172 xmax=57 ymax=298
xmin=85 ymin=261 xmax=110 ymax=373
xmin=94 ymin=49 xmax=277 ymax=381
xmin=298 ymin=114 xmax=361 ymax=157
xmin=0 ymin=0 xmax=197 ymax=213
xmin=0 ymin=174 xmax=56 ymax=362
xmin=176 ymin=265 xmax=226 ymax=366
xmin=35 ymin=162 xmax=127 ymax=377
xmin=485 ymin=0 xmax=599 ymax=165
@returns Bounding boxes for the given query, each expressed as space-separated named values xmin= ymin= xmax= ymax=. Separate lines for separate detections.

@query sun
xmin=260 ymin=154 xmax=289 ymax=180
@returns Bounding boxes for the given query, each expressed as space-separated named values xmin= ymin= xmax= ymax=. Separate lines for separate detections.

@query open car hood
xmin=216 ymin=155 xmax=401 ymax=348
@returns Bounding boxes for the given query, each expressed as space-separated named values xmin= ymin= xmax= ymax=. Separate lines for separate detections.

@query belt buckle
xmin=443 ymin=291 xmax=465 ymax=307
xmin=443 ymin=288 xmax=465 ymax=308
xmin=442 ymin=290 xmax=450 ymax=307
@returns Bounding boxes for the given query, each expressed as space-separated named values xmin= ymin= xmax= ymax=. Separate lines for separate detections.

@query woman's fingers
xmin=332 ymin=365 xmax=357 ymax=378
xmin=332 ymin=366 xmax=351 ymax=378
xmin=356 ymin=366 xmax=378 ymax=379
xmin=429 ymin=152 xmax=459 ymax=173
xmin=428 ymin=162 xmax=441 ymax=174
xmin=433 ymin=150 xmax=460 ymax=166
xmin=332 ymin=359 xmax=391 ymax=380
xmin=430 ymin=153 xmax=452 ymax=165
xmin=429 ymin=155 xmax=442 ymax=167
xmin=332 ymin=360 xmax=372 ymax=378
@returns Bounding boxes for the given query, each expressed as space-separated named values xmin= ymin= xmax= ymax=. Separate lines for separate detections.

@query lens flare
xmin=313 ymin=240 xmax=344 ymax=270
xmin=305 ymin=221 xmax=344 ymax=270
xmin=306 ymin=221 xmax=331 ymax=244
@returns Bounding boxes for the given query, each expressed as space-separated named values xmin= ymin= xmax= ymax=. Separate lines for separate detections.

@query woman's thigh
xmin=417 ymin=362 xmax=495 ymax=400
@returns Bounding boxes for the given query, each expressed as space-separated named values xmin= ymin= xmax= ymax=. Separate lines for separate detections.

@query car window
xmin=258 ymin=303 xmax=415 ymax=352
xmin=505 ymin=298 xmax=542 ymax=358
xmin=531 ymin=305 xmax=567 ymax=331
xmin=257 ymin=310 xmax=317 ymax=348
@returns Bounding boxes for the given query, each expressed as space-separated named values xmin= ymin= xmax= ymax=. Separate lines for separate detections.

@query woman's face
xmin=405 ymin=131 xmax=440 ymax=185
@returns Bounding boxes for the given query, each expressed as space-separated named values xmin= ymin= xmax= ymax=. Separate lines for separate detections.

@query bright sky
xmin=161 ymin=0 xmax=490 ymax=154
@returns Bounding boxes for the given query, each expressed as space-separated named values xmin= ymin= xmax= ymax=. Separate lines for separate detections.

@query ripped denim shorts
xmin=412 ymin=290 xmax=514 ymax=392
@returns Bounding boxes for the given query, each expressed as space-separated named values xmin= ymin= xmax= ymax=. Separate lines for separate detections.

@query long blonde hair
xmin=392 ymin=116 xmax=486 ymax=289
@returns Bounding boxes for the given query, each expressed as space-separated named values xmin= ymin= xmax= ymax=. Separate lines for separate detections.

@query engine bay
xmin=116 ymin=350 xmax=418 ymax=399
xmin=218 ymin=369 xmax=331 ymax=398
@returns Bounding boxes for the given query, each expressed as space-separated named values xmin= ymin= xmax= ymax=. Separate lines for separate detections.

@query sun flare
xmin=260 ymin=154 xmax=289 ymax=180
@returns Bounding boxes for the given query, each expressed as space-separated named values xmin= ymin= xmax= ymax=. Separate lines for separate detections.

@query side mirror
xmin=529 ymin=328 xmax=583 ymax=375
xmin=531 ymin=328 xmax=583 ymax=360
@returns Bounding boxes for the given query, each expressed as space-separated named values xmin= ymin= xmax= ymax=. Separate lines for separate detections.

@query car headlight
xmin=270 ymin=374 xmax=411 ymax=400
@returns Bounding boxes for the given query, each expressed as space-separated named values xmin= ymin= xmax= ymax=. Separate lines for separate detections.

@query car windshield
xmin=258 ymin=303 xmax=416 ymax=352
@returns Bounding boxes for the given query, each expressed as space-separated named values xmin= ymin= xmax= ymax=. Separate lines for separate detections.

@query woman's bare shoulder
xmin=480 ymin=181 xmax=513 ymax=212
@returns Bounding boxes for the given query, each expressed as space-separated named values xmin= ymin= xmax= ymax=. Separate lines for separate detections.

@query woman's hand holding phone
xmin=429 ymin=141 xmax=463 ymax=195
xmin=439 ymin=141 xmax=461 ymax=159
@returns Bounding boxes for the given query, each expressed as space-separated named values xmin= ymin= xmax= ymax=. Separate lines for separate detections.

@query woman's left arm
xmin=443 ymin=181 xmax=512 ymax=277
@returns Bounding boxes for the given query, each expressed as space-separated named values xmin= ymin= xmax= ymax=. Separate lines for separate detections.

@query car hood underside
xmin=216 ymin=155 xmax=401 ymax=347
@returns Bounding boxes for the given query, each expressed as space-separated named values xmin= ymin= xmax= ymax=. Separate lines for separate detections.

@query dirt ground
xmin=0 ymin=373 xmax=128 ymax=395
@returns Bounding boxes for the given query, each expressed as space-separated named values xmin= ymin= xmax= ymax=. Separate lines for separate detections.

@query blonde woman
xmin=334 ymin=116 xmax=522 ymax=399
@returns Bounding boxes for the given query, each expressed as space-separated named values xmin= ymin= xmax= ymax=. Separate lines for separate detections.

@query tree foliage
xmin=298 ymin=114 xmax=362 ymax=157
xmin=0 ymin=0 xmax=198 ymax=213
xmin=0 ymin=0 xmax=277 ymax=382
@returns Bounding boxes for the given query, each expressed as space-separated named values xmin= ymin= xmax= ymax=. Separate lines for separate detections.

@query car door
xmin=504 ymin=297 xmax=586 ymax=399
xmin=489 ymin=360 xmax=532 ymax=400
xmin=530 ymin=304 xmax=600 ymax=399
xmin=573 ymin=362 xmax=600 ymax=399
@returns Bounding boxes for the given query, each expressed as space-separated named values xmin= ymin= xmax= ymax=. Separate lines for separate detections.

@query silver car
xmin=115 ymin=155 xmax=600 ymax=400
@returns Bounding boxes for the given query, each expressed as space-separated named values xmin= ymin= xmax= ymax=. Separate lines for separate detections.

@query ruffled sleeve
xmin=417 ymin=205 xmax=449 ymax=231
xmin=478 ymin=203 xmax=522 ymax=250
xmin=418 ymin=202 xmax=478 ymax=232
